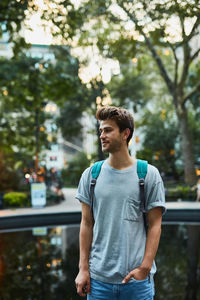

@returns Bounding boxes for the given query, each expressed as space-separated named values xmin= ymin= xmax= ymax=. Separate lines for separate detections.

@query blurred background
xmin=0 ymin=1 xmax=200 ymax=299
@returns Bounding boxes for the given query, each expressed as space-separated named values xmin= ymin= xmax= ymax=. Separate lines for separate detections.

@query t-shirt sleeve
xmin=145 ymin=165 xmax=166 ymax=215
xmin=75 ymin=167 xmax=91 ymax=206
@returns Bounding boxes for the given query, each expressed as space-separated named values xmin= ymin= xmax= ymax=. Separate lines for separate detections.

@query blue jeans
xmin=87 ymin=277 xmax=155 ymax=300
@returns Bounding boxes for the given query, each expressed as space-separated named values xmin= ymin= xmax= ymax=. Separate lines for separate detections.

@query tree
xmin=0 ymin=55 xmax=50 ymax=174
xmin=0 ymin=0 xmax=28 ymax=37
xmin=107 ymin=62 xmax=150 ymax=110
xmin=0 ymin=45 xmax=91 ymax=187
xmin=136 ymin=108 xmax=179 ymax=179
xmin=75 ymin=0 xmax=200 ymax=184
xmin=0 ymin=0 xmax=38 ymax=55
xmin=61 ymin=152 xmax=91 ymax=186
xmin=40 ymin=0 xmax=85 ymax=45
xmin=46 ymin=46 xmax=89 ymax=144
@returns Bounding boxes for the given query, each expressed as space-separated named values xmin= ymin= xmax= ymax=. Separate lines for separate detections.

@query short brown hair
xmin=96 ymin=106 xmax=134 ymax=144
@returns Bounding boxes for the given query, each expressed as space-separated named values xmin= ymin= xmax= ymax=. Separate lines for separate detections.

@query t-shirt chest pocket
xmin=124 ymin=196 xmax=142 ymax=222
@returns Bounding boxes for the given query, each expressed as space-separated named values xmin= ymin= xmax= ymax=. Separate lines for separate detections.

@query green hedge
xmin=165 ymin=185 xmax=196 ymax=201
xmin=3 ymin=192 xmax=28 ymax=208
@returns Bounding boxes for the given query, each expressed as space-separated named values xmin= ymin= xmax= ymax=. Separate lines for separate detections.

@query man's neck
xmin=108 ymin=149 xmax=136 ymax=170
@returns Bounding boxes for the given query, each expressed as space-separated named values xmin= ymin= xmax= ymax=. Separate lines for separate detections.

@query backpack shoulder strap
xmin=90 ymin=160 xmax=104 ymax=213
xmin=91 ymin=160 xmax=104 ymax=179
xmin=137 ymin=159 xmax=148 ymax=180
xmin=137 ymin=159 xmax=148 ymax=232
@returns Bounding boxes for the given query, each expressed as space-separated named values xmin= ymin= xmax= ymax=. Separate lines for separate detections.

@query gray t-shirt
xmin=76 ymin=159 xmax=166 ymax=284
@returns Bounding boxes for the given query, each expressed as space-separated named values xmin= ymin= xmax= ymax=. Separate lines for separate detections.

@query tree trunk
xmin=35 ymin=107 xmax=40 ymax=176
xmin=184 ymin=226 xmax=200 ymax=300
xmin=96 ymin=120 xmax=104 ymax=161
xmin=176 ymin=103 xmax=196 ymax=184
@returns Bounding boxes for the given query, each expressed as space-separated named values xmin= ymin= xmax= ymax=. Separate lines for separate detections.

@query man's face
xmin=99 ymin=119 xmax=126 ymax=153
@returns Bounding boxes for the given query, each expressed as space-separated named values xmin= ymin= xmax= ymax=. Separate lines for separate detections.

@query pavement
xmin=166 ymin=200 xmax=200 ymax=209
xmin=0 ymin=188 xmax=200 ymax=219
xmin=0 ymin=188 xmax=81 ymax=218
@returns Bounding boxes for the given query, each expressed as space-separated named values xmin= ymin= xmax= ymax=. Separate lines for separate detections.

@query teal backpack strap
xmin=90 ymin=160 xmax=104 ymax=213
xmin=91 ymin=160 xmax=104 ymax=179
xmin=137 ymin=159 xmax=148 ymax=232
xmin=137 ymin=159 xmax=148 ymax=180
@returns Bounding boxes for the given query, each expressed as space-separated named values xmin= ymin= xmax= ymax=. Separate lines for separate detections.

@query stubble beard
xmin=101 ymin=140 xmax=123 ymax=153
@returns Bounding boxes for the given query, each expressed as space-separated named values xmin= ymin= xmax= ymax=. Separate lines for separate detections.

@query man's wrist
xmin=140 ymin=264 xmax=151 ymax=273
xmin=79 ymin=264 xmax=89 ymax=271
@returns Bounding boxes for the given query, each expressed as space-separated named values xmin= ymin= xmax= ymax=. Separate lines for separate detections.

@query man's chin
xmin=102 ymin=146 xmax=109 ymax=153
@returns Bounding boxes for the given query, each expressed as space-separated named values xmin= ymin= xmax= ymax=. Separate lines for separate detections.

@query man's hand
xmin=75 ymin=269 xmax=91 ymax=297
xmin=122 ymin=266 xmax=150 ymax=284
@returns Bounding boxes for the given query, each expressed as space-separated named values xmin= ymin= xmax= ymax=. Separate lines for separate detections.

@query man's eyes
xmin=99 ymin=129 xmax=112 ymax=135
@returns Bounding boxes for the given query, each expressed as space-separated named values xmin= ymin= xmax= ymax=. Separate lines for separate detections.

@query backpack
xmin=90 ymin=159 xmax=148 ymax=231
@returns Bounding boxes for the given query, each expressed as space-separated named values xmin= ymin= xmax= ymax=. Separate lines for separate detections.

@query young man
xmin=75 ymin=106 xmax=166 ymax=300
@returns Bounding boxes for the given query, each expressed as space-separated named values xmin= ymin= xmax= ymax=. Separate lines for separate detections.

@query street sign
xmin=32 ymin=227 xmax=47 ymax=236
xmin=31 ymin=183 xmax=46 ymax=207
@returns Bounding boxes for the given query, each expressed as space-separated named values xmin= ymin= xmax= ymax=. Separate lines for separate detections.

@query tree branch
xmin=118 ymin=1 xmax=175 ymax=95
xmin=190 ymin=47 xmax=200 ymax=63
xmin=174 ymin=15 xmax=200 ymax=67
xmin=176 ymin=8 xmax=200 ymax=89
xmin=186 ymin=15 xmax=200 ymax=42
xmin=179 ymin=52 xmax=190 ymax=90
xmin=168 ymin=43 xmax=179 ymax=86
xmin=182 ymin=82 xmax=200 ymax=105
xmin=178 ymin=27 xmax=191 ymax=89
xmin=179 ymin=14 xmax=186 ymax=39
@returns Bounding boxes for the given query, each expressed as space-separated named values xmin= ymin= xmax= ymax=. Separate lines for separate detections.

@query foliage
xmin=3 ymin=191 xmax=28 ymax=208
xmin=40 ymin=0 xmax=85 ymax=44
xmin=0 ymin=0 xmax=39 ymax=55
xmin=44 ymin=46 xmax=83 ymax=104
xmin=0 ymin=151 xmax=21 ymax=191
xmin=58 ymin=101 xmax=84 ymax=142
xmin=165 ymin=184 xmax=196 ymax=201
xmin=177 ymin=185 xmax=194 ymax=199
xmin=59 ymin=75 xmax=113 ymax=159
xmin=1 ymin=0 xmax=200 ymax=185
xmin=107 ymin=63 xmax=150 ymax=110
xmin=0 ymin=229 xmax=61 ymax=299
xmin=62 ymin=152 xmax=91 ymax=187
xmin=0 ymin=0 xmax=90 ymax=178
xmin=0 ymin=55 xmax=50 ymax=166
xmin=49 ymin=46 xmax=89 ymax=142
xmin=0 ymin=46 xmax=88 ymax=180
xmin=72 ymin=0 xmax=200 ymax=183
xmin=136 ymin=107 xmax=179 ymax=178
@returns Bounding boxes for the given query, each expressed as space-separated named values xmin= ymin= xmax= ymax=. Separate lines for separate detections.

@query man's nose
xmin=100 ymin=131 xmax=105 ymax=139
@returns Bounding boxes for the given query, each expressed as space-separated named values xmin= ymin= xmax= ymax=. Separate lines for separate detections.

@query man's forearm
xmin=122 ymin=219 xmax=162 ymax=284
xmin=140 ymin=207 xmax=163 ymax=272
xmin=141 ymin=224 xmax=161 ymax=271
xmin=79 ymin=221 xmax=93 ymax=270
xmin=76 ymin=219 xmax=93 ymax=297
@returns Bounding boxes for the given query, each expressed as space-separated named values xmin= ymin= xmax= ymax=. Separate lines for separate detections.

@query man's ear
xmin=123 ymin=128 xmax=130 ymax=141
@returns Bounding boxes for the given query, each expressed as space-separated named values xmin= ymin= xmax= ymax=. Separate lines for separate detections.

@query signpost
xmin=31 ymin=183 xmax=46 ymax=207
xmin=32 ymin=227 xmax=47 ymax=236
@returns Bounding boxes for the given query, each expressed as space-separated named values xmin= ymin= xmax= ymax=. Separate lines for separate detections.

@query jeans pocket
xmin=131 ymin=276 xmax=148 ymax=283
xmin=124 ymin=197 xmax=142 ymax=222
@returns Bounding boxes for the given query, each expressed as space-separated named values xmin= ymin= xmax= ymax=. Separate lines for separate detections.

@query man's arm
xmin=75 ymin=202 xmax=94 ymax=297
xmin=122 ymin=207 xmax=162 ymax=283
